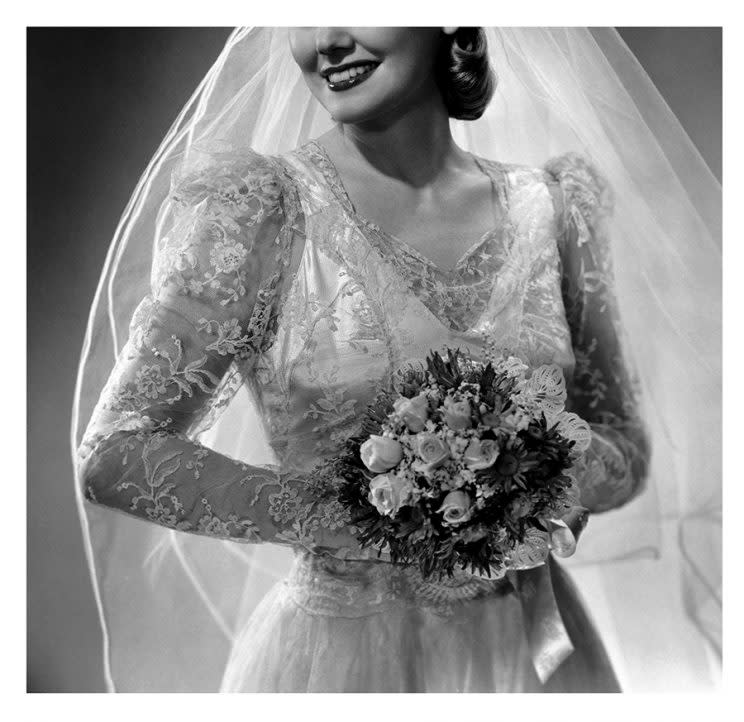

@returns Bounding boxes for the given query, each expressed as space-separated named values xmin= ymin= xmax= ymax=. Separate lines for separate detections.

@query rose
xmin=442 ymin=396 xmax=472 ymax=430
xmin=367 ymin=473 xmax=414 ymax=517
xmin=412 ymin=432 xmax=450 ymax=475
xmin=463 ymin=438 xmax=500 ymax=471
xmin=393 ymin=393 xmax=429 ymax=432
xmin=438 ymin=490 xmax=473 ymax=526
xmin=360 ymin=435 xmax=404 ymax=473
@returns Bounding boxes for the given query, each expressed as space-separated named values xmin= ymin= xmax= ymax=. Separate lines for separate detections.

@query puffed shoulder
xmin=152 ymin=146 xmax=303 ymax=309
xmin=543 ymin=152 xmax=614 ymax=236
xmin=169 ymin=146 xmax=289 ymax=215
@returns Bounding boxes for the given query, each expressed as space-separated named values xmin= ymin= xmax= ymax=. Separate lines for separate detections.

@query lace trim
xmin=301 ymin=139 xmax=517 ymax=333
xmin=284 ymin=548 xmax=512 ymax=619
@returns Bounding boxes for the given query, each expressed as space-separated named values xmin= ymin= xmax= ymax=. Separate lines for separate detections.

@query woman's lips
xmin=324 ymin=63 xmax=379 ymax=92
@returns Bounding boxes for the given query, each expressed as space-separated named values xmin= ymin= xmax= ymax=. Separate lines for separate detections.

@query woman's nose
xmin=314 ymin=27 xmax=354 ymax=56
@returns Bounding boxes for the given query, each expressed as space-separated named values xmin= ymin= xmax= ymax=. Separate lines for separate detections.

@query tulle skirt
xmin=220 ymin=549 xmax=620 ymax=693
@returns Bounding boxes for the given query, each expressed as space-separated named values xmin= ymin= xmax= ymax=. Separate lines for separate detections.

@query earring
xmin=442 ymin=27 xmax=458 ymax=35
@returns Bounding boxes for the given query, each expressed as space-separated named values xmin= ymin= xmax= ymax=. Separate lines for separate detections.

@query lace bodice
xmin=77 ymin=140 xmax=649 ymax=557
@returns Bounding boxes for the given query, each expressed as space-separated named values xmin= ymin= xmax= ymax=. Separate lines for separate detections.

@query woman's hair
xmin=435 ymin=28 xmax=496 ymax=121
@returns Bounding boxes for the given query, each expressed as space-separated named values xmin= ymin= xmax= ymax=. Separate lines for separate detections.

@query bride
xmin=72 ymin=27 xmax=721 ymax=692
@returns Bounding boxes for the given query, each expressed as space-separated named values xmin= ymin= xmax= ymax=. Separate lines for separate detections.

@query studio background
xmin=27 ymin=27 xmax=722 ymax=693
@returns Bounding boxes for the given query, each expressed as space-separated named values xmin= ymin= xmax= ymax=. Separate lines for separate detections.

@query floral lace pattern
xmin=545 ymin=153 xmax=649 ymax=511
xmin=78 ymin=142 xmax=649 ymax=571
xmin=78 ymin=148 xmax=352 ymax=547
xmin=305 ymin=140 xmax=514 ymax=334
xmin=285 ymin=548 xmax=512 ymax=619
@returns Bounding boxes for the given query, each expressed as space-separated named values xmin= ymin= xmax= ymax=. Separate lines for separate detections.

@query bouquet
xmin=312 ymin=348 xmax=591 ymax=579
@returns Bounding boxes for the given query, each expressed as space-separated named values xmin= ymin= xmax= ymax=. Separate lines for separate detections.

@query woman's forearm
xmin=79 ymin=427 xmax=361 ymax=551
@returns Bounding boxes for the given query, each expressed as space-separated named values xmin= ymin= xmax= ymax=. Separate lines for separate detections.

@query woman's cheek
xmin=287 ymin=29 xmax=316 ymax=71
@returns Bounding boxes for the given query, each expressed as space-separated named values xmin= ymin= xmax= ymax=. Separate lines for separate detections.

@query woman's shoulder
xmin=476 ymin=151 xmax=614 ymax=244
xmin=170 ymin=144 xmax=295 ymax=210
xmin=489 ymin=152 xmax=614 ymax=226
xmin=479 ymin=151 xmax=607 ymax=195
xmin=542 ymin=152 xmax=614 ymax=220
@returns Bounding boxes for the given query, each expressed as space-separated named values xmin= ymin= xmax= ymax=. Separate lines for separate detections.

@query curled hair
xmin=435 ymin=28 xmax=496 ymax=121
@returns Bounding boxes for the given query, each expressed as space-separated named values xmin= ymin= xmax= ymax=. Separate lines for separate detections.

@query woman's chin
xmin=322 ymin=102 xmax=394 ymax=128
xmin=316 ymin=85 xmax=397 ymax=127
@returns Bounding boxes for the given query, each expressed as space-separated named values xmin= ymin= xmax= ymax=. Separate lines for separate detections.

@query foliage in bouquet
xmin=310 ymin=348 xmax=591 ymax=579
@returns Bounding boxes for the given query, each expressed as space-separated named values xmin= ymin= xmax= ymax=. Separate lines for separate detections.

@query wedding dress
xmin=77 ymin=137 xmax=647 ymax=692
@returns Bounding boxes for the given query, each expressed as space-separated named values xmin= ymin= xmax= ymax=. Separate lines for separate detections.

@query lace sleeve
xmin=545 ymin=153 xmax=650 ymax=513
xmin=76 ymin=150 xmax=353 ymax=549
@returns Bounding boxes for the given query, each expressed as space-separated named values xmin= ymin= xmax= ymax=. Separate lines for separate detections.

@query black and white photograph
xmin=25 ymin=14 xmax=726 ymax=707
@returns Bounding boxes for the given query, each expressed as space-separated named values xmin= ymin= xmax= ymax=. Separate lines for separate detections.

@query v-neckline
xmin=306 ymin=138 xmax=510 ymax=278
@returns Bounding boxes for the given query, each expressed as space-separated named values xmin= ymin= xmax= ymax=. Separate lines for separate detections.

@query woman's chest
xmin=328 ymin=175 xmax=502 ymax=274
xmin=256 ymin=200 xmax=575 ymax=465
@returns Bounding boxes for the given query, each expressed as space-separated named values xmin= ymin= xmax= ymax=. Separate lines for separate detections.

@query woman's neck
xmin=320 ymin=93 xmax=470 ymax=187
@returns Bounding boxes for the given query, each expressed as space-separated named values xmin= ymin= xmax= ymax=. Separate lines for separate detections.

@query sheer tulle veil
xmin=71 ymin=27 xmax=721 ymax=691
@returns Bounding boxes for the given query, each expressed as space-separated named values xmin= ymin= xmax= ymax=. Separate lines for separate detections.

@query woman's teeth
xmin=326 ymin=63 xmax=378 ymax=91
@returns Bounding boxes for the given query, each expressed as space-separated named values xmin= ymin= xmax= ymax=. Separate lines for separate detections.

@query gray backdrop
xmin=27 ymin=27 xmax=721 ymax=692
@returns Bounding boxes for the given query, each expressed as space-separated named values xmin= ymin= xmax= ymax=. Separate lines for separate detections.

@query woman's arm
xmin=545 ymin=153 xmax=650 ymax=513
xmin=77 ymin=150 xmax=357 ymax=551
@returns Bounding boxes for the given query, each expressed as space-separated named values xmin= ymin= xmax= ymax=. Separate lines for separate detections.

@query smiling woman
xmin=290 ymin=27 xmax=444 ymax=120
xmin=62 ymin=26 xmax=721 ymax=693
xmin=289 ymin=27 xmax=494 ymax=120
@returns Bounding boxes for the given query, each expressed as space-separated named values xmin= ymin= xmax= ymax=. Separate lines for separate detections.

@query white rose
xmin=393 ymin=392 xmax=430 ymax=432
xmin=412 ymin=432 xmax=450 ymax=475
xmin=438 ymin=490 xmax=473 ymax=526
xmin=359 ymin=435 xmax=404 ymax=473
xmin=463 ymin=438 xmax=500 ymax=471
xmin=367 ymin=474 xmax=414 ymax=517
xmin=442 ymin=396 xmax=472 ymax=430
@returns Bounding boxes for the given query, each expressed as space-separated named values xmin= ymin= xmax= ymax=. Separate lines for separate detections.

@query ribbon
xmin=508 ymin=564 xmax=572 ymax=683
xmin=548 ymin=505 xmax=590 ymax=558
xmin=508 ymin=505 xmax=590 ymax=683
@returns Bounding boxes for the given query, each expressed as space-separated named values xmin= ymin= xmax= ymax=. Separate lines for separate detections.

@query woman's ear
xmin=442 ymin=27 xmax=459 ymax=36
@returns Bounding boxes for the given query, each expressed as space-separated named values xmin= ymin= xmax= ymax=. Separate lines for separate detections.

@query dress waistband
xmin=284 ymin=548 xmax=512 ymax=619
